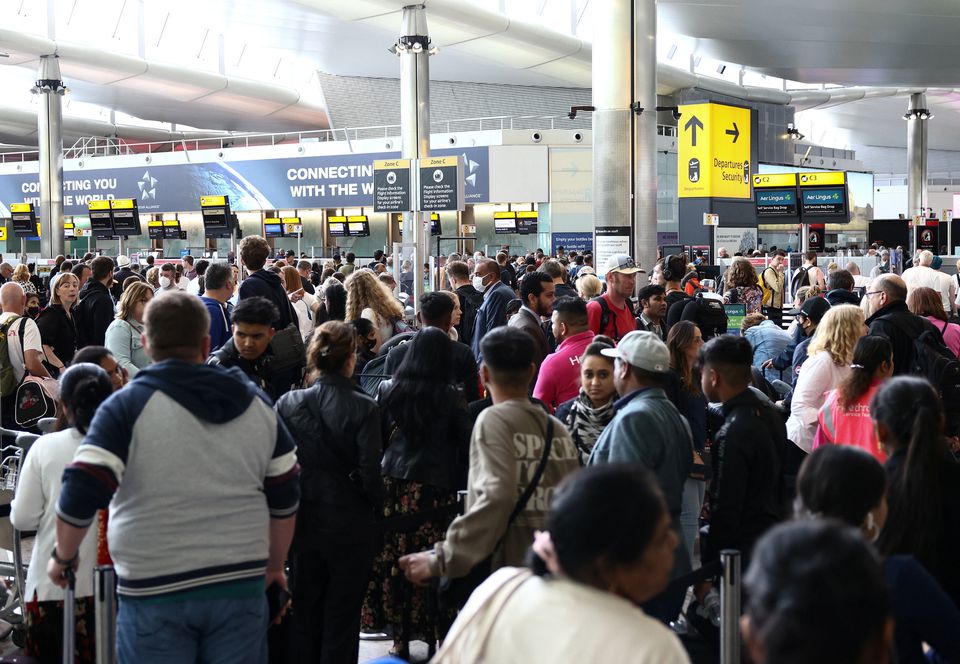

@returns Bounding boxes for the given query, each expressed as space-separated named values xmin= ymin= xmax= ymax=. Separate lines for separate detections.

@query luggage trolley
xmin=0 ymin=426 xmax=41 ymax=646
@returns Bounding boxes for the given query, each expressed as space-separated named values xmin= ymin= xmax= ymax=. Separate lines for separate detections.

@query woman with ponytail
xmin=10 ymin=363 xmax=114 ymax=663
xmin=873 ymin=376 xmax=960 ymax=607
xmin=274 ymin=321 xmax=383 ymax=664
xmin=432 ymin=465 xmax=689 ymax=664
xmin=814 ymin=335 xmax=893 ymax=461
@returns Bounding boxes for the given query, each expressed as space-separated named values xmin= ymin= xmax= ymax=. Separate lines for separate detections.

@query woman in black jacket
xmin=274 ymin=321 xmax=383 ymax=664
xmin=362 ymin=328 xmax=473 ymax=658
xmin=36 ymin=272 xmax=80 ymax=376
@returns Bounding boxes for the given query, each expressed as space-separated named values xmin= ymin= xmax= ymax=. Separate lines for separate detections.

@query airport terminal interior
xmin=0 ymin=1 xmax=957 ymax=663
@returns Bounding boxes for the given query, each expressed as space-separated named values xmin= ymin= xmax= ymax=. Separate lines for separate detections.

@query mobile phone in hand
xmin=266 ymin=581 xmax=291 ymax=624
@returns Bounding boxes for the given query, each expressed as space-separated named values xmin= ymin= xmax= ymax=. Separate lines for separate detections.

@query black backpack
xmin=459 ymin=288 xmax=485 ymax=347
xmin=790 ymin=265 xmax=810 ymax=297
xmin=889 ymin=317 xmax=960 ymax=436
xmin=592 ymin=296 xmax=637 ymax=341
xmin=691 ymin=293 xmax=729 ymax=340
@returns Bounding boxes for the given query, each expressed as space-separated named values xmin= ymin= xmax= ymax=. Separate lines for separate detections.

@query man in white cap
xmin=587 ymin=330 xmax=693 ymax=620
xmin=112 ymin=255 xmax=144 ymax=300
xmin=585 ymin=254 xmax=644 ymax=342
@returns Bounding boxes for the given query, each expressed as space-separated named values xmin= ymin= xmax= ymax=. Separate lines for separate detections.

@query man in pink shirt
xmin=534 ymin=296 xmax=596 ymax=412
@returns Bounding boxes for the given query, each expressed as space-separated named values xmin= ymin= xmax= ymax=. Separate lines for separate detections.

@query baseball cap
xmin=787 ymin=296 xmax=830 ymax=324
xmin=601 ymin=330 xmax=670 ymax=373
xmin=116 ymin=255 xmax=130 ymax=268
xmin=576 ymin=266 xmax=597 ymax=278
xmin=603 ymin=254 xmax=646 ymax=277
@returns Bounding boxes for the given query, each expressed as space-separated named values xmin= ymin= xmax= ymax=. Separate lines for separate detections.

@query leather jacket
xmin=274 ymin=374 xmax=383 ymax=545
xmin=378 ymin=380 xmax=473 ymax=491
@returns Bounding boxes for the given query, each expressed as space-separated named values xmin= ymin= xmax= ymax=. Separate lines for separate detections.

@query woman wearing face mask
xmin=25 ymin=293 xmax=41 ymax=319
xmin=432 ymin=464 xmax=688 ymax=664
xmin=350 ymin=317 xmax=381 ymax=381
xmin=795 ymin=445 xmax=960 ymax=664
xmin=36 ymin=272 xmax=80 ymax=377
xmin=105 ymin=282 xmax=153 ymax=377
xmin=555 ymin=337 xmax=618 ymax=464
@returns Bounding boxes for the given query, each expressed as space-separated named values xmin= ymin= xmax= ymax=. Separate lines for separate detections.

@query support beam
xmin=633 ymin=0 xmax=657 ymax=271
xmin=906 ymin=92 xmax=929 ymax=257
xmin=34 ymin=55 xmax=66 ymax=259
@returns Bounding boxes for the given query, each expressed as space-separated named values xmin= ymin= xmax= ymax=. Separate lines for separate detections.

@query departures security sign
xmin=678 ymin=102 xmax=752 ymax=199
xmin=419 ymin=155 xmax=463 ymax=212
xmin=373 ymin=159 xmax=411 ymax=213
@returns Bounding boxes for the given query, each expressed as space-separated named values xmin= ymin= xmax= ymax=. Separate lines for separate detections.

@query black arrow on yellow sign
xmin=684 ymin=115 xmax=704 ymax=146
xmin=725 ymin=122 xmax=740 ymax=143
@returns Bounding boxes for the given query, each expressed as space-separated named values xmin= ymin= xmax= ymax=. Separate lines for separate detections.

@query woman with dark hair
xmin=274 ymin=321 xmax=383 ymax=664
xmin=873 ymin=376 xmax=960 ymax=607
xmin=743 ymin=520 xmax=892 ymax=664
xmin=362 ymin=328 xmax=473 ymax=658
xmin=907 ymin=285 xmax=960 ymax=356
xmin=795 ymin=446 xmax=960 ymax=664
xmin=555 ymin=336 xmax=618 ymax=463
xmin=723 ymin=257 xmax=763 ymax=314
xmin=814 ymin=335 xmax=892 ymax=461
xmin=349 ymin=317 xmax=380 ymax=379
xmin=666 ymin=320 xmax=708 ymax=566
xmin=432 ymin=464 xmax=687 ymax=663
xmin=10 ymin=363 xmax=115 ymax=663
xmin=320 ymin=277 xmax=347 ymax=323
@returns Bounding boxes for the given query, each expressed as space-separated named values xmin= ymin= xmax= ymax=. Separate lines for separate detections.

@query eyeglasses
xmin=864 ymin=291 xmax=883 ymax=298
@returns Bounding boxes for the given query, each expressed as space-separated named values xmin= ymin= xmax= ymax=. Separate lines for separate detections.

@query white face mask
xmin=159 ymin=276 xmax=171 ymax=289
xmin=472 ymin=275 xmax=486 ymax=291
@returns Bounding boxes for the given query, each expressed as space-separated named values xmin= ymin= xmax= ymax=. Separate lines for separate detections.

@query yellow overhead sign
xmin=420 ymin=156 xmax=458 ymax=168
xmin=200 ymin=195 xmax=226 ymax=207
xmin=88 ymin=200 xmax=111 ymax=211
xmin=753 ymin=173 xmax=797 ymax=188
xmin=373 ymin=158 xmax=410 ymax=170
xmin=798 ymin=171 xmax=845 ymax=186
xmin=0 ymin=228 xmax=7 ymax=241
xmin=110 ymin=199 xmax=135 ymax=209
xmin=9 ymin=203 xmax=32 ymax=213
xmin=678 ymin=102 xmax=752 ymax=199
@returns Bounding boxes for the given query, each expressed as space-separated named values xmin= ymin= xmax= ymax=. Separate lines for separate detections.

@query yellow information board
xmin=753 ymin=173 xmax=797 ymax=188
xmin=199 ymin=195 xmax=226 ymax=207
xmin=0 ymin=227 xmax=7 ymax=241
xmin=798 ymin=171 xmax=845 ymax=186
xmin=678 ymin=102 xmax=752 ymax=199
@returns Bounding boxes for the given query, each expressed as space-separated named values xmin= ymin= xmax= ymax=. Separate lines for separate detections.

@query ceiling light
xmin=903 ymin=108 xmax=934 ymax=120
xmin=666 ymin=44 xmax=677 ymax=60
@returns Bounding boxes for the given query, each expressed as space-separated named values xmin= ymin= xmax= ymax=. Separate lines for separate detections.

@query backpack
xmin=759 ymin=268 xmax=776 ymax=306
xmin=458 ymin=288 xmax=485 ymax=348
xmin=0 ymin=316 xmax=23 ymax=397
xmin=591 ymin=295 xmax=637 ymax=342
xmin=691 ymin=293 xmax=729 ymax=340
xmin=889 ymin=316 xmax=960 ymax=436
xmin=790 ymin=265 xmax=810 ymax=297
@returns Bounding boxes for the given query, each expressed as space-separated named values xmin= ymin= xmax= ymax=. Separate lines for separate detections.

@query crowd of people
xmin=1 ymin=237 xmax=958 ymax=663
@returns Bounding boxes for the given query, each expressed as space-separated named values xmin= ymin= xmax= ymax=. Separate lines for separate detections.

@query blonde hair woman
xmin=12 ymin=263 xmax=36 ymax=295
xmin=345 ymin=269 xmax=405 ymax=344
xmin=787 ymin=304 xmax=866 ymax=453
xmin=36 ymin=271 xmax=80 ymax=375
xmin=104 ymin=281 xmax=154 ymax=376
xmin=577 ymin=274 xmax=602 ymax=300
xmin=145 ymin=266 xmax=160 ymax=292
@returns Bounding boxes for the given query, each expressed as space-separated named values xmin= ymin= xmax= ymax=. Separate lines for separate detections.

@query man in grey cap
xmin=588 ymin=330 xmax=692 ymax=620
xmin=585 ymin=254 xmax=645 ymax=342
xmin=869 ymin=249 xmax=890 ymax=278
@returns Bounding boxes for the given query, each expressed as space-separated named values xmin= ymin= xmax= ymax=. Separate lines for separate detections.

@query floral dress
xmin=724 ymin=285 xmax=764 ymax=315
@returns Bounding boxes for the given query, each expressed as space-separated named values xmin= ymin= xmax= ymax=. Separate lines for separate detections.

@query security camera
xmin=531 ymin=132 xmax=542 ymax=143
xmin=448 ymin=136 xmax=457 ymax=145
xmin=573 ymin=132 xmax=583 ymax=143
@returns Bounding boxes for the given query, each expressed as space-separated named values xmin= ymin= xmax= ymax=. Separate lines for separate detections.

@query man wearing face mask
xmin=469 ymin=258 xmax=517 ymax=363
xmin=154 ymin=264 xmax=181 ymax=297
xmin=384 ymin=292 xmax=480 ymax=402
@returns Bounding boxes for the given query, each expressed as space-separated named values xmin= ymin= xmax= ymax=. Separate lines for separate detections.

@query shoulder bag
xmin=14 ymin=318 xmax=59 ymax=429
xmin=437 ymin=414 xmax=554 ymax=611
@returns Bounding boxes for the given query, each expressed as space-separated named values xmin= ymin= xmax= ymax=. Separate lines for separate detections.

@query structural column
xmin=35 ymin=55 xmax=66 ymax=258
xmin=591 ymin=0 xmax=657 ymax=272
xmin=397 ymin=5 xmax=432 ymax=313
xmin=906 ymin=92 xmax=929 ymax=255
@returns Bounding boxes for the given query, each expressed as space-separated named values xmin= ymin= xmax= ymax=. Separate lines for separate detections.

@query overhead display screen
xmin=328 ymin=215 xmax=347 ymax=237
xmin=110 ymin=199 xmax=141 ymax=235
xmin=87 ymin=200 xmax=115 ymax=236
xmin=10 ymin=202 xmax=36 ymax=237
xmin=264 ymin=218 xmax=284 ymax=238
xmin=347 ymin=215 xmax=370 ymax=237
xmin=516 ymin=211 xmax=538 ymax=235
xmin=800 ymin=187 xmax=847 ymax=216
xmin=200 ymin=195 xmax=231 ymax=230
xmin=494 ymin=211 xmax=517 ymax=235
xmin=756 ymin=189 xmax=798 ymax=217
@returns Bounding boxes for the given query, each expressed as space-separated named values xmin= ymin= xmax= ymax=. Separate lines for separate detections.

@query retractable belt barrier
xmin=62 ymin=568 xmax=75 ymax=664
xmin=94 ymin=566 xmax=117 ymax=664
xmin=720 ymin=550 xmax=742 ymax=664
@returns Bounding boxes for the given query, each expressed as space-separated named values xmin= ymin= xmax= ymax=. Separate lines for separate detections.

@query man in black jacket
xmin=824 ymin=269 xmax=859 ymax=307
xmin=445 ymin=260 xmax=483 ymax=349
xmin=865 ymin=273 xmax=938 ymax=375
xmin=207 ymin=297 xmax=300 ymax=402
xmin=74 ymin=256 xmax=116 ymax=348
xmin=236 ymin=235 xmax=293 ymax=330
xmin=384 ymin=292 xmax=481 ymax=402
xmin=111 ymin=255 xmax=145 ymax=300
xmin=700 ymin=334 xmax=785 ymax=570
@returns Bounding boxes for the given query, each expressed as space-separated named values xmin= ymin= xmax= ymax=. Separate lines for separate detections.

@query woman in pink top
xmin=908 ymin=286 xmax=960 ymax=357
xmin=815 ymin=335 xmax=893 ymax=462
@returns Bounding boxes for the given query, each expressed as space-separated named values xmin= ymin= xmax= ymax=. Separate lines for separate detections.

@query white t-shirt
xmin=437 ymin=568 xmax=690 ymax=664
xmin=187 ymin=277 xmax=202 ymax=296
xmin=10 ymin=428 xmax=99 ymax=600
xmin=903 ymin=266 xmax=953 ymax=313
xmin=0 ymin=311 xmax=42 ymax=382
xmin=292 ymin=299 xmax=312 ymax=340
xmin=787 ymin=350 xmax=850 ymax=453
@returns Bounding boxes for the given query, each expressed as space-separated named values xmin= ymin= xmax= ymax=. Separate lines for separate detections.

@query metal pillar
xmin=34 ymin=55 xmax=66 ymax=259
xmin=720 ymin=550 xmax=742 ymax=664
xmin=906 ymin=92 xmax=929 ymax=256
xmin=592 ymin=0 xmax=657 ymax=274
xmin=397 ymin=5 xmax=433 ymax=315
xmin=633 ymin=0 xmax=658 ymax=272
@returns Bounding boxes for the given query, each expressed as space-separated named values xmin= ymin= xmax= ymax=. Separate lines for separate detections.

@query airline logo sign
xmin=678 ymin=102 xmax=752 ymax=199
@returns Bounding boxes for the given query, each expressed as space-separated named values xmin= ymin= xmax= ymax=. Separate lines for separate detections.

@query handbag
xmin=437 ymin=414 xmax=554 ymax=612
xmin=11 ymin=318 xmax=59 ymax=429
